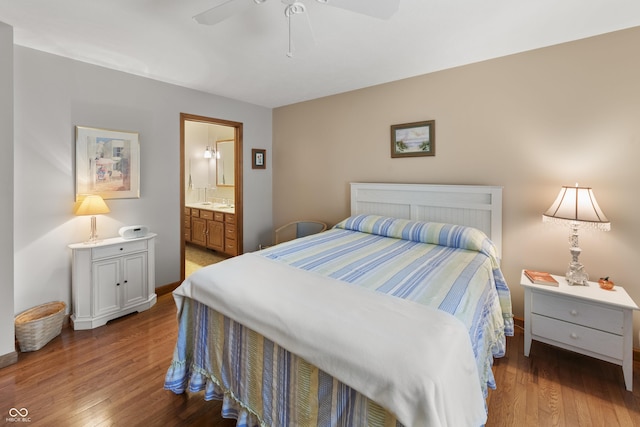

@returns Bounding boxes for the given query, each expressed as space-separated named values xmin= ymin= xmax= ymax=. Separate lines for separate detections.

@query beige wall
xmin=274 ymin=27 xmax=640 ymax=343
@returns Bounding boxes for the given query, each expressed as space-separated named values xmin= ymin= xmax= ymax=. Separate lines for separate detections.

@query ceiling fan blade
xmin=321 ymin=0 xmax=400 ymax=19
xmin=193 ymin=0 xmax=255 ymax=26
xmin=285 ymin=6 xmax=315 ymax=57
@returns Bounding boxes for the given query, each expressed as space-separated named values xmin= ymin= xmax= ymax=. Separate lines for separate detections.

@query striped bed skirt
xmin=165 ymin=297 xmax=403 ymax=427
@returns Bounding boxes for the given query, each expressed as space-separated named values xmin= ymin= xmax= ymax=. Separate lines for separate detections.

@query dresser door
xmin=121 ymin=252 xmax=147 ymax=308
xmin=92 ymin=258 xmax=120 ymax=317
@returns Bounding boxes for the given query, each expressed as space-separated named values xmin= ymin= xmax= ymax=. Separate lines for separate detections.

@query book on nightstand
xmin=524 ymin=269 xmax=559 ymax=286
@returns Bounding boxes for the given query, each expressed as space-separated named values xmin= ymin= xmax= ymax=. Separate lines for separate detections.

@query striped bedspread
xmin=165 ymin=215 xmax=514 ymax=426
xmin=262 ymin=215 xmax=514 ymax=389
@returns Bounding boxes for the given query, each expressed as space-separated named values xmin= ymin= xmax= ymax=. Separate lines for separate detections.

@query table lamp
xmin=542 ymin=184 xmax=610 ymax=285
xmin=74 ymin=195 xmax=110 ymax=243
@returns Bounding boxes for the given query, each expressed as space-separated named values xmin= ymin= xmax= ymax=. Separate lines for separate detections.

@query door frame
xmin=180 ymin=113 xmax=243 ymax=281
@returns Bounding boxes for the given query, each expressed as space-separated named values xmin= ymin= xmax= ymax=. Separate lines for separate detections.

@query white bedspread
xmin=173 ymin=252 xmax=487 ymax=427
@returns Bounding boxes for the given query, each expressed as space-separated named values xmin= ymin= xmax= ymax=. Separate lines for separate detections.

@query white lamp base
xmin=565 ymin=225 xmax=588 ymax=285
xmin=566 ymin=261 xmax=588 ymax=286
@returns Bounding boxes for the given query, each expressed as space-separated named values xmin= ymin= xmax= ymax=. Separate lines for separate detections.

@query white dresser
xmin=521 ymin=270 xmax=638 ymax=391
xmin=69 ymin=234 xmax=157 ymax=330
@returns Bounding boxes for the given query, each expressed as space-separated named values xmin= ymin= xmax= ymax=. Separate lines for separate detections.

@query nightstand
xmin=521 ymin=270 xmax=638 ymax=391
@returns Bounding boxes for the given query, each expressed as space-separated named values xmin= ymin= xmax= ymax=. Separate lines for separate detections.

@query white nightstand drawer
xmin=532 ymin=291 xmax=623 ymax=334
xmin=532 ymin=314 xmax=623 ymax=360
xmin=92 ymin=239 xmax=148 ymax=260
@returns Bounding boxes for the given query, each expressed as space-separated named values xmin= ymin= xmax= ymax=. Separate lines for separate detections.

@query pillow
xmin=334 ymin=214 xmax=499 ymax=262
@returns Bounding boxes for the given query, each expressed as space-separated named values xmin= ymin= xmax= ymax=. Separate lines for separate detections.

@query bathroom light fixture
xmin=542 ymin=184 xmax=610 ymax=285
xmin=204 ymin=146 xmax=214 ymax=159
xmin=74 ymin=194 xmax=111 ymax=243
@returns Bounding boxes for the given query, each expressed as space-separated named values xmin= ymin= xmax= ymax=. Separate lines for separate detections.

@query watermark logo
xmin=6 ymin=408 xmax=31 ymax=423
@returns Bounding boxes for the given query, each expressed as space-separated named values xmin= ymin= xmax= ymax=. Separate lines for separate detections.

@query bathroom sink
xmin=186 ymin=202 xmax=234 ymax=213
xmin=212 ymin=203 xmax=234 ymax=209
xmin=214 ymin=205 xmax=235 ymax=212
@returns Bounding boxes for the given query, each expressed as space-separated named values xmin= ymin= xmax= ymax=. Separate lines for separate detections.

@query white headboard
xmin=350 ymin=183 xmax=503 ymax=258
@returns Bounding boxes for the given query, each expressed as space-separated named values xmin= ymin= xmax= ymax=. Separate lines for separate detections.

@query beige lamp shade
xmin=542 ymin=185 xmax=610 ymax=230
xmin=74 ymin=195 xmax=110 ymax=216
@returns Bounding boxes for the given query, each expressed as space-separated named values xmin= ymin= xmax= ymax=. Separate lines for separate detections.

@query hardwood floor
xmin=486 ymin=325 xmax=640 ymax=426
xmin=1 ymin=293 xmax=236 ymax=427
xmin=2 ymin=293 xmax=640 ymax=426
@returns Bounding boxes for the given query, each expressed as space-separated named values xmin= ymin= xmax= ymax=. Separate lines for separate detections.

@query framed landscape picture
xmin=75 ymin=126 xmax=140 ymax=199
xmin=390 ymin=120 xmax=435 ymax=158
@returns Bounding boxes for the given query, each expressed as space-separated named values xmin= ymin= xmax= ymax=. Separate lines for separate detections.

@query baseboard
xmin=513 ymin=315 xmax=524 ymax=330
xmin=156 ymin=281 xmax=181 ymax=296
xmin=0 ymin=350 xmax=18 ymax=368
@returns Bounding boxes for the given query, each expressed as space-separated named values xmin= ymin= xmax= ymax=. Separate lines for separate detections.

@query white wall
xmin=0 ymin=22 xmax=15 ymax=361
xmin=13 ymin=46 xmax=273 ymax=315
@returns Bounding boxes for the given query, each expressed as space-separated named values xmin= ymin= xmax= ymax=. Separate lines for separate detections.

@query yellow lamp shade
xmin=74 ymin=195 xmax=110 ymax=216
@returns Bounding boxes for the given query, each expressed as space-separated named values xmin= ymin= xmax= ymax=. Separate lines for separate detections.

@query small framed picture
xmin=390 ymin=120 xmax=435 ymax=158
xmin=252 ymin=149 xmax=266 ymax=169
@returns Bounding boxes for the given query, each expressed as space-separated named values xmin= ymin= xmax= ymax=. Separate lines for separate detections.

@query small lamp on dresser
xmin=73 ymin=194 xmax=110 ymax=243
xmin=542 ymin=184 xmax=610 ymax=285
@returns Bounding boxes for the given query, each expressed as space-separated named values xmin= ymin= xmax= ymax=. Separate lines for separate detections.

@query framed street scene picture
xmin=75 ymin=126 xmax=140 ymax=199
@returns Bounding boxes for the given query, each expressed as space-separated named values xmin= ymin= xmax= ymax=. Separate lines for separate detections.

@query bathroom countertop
xmin=185 ymin=202 xmax=235 ymax=214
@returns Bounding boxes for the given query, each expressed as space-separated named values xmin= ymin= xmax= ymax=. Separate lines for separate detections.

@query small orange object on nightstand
xmin=599 ymin=277 xmax=615 ymax=290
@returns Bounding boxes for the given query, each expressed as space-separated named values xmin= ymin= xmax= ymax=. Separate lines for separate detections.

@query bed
xmin=165 ymin=183 xmax=514 ymax=427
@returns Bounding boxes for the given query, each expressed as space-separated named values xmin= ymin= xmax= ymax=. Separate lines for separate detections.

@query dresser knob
xmin=570 ymin=309 xmax=578 ymax=316
xmin=570 ymin=332 xmax=578 ymax=339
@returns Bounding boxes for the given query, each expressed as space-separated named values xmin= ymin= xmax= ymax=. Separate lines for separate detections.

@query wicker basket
xmin=15 ymin=301 xmax=66 ymax=352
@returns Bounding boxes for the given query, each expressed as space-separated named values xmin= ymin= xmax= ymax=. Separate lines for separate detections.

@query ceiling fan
xmin=193 ymin=0 xmax=400 ymax=57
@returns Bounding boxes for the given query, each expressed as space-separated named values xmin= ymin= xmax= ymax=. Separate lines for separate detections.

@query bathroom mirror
xmin=216 ymin=139 xmax=235 ymax=187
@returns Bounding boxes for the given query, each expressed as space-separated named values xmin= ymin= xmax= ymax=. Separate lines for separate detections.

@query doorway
xmin=180 ymin=113 xmax=243 ymax=281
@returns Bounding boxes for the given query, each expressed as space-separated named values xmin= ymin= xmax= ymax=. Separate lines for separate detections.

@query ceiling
xmin=1 ymin=0 xmax=640 ymax=108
